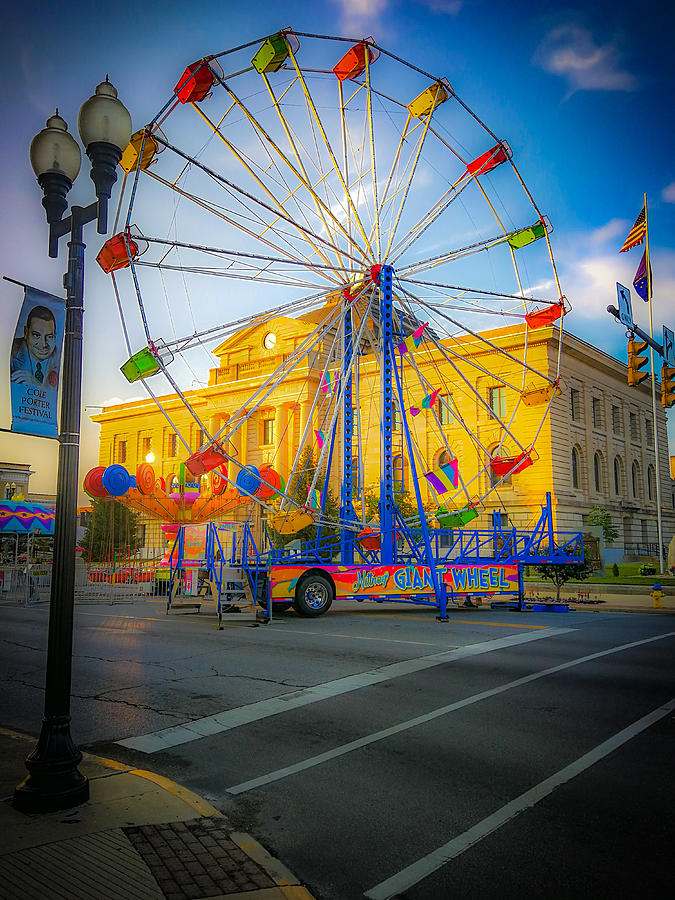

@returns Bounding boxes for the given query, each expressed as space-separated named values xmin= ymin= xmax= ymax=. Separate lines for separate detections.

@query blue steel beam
xmin=379 ymin=266 xmax=396 ymax=563
xmin=340 ymin=304 xmax=357 ymax=563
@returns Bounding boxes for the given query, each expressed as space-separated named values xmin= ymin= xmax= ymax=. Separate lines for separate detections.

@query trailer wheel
xmin=294 ymin=573 xmax=333 ymax=617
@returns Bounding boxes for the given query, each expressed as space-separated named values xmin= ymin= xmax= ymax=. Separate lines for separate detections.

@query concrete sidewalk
xmin=522 ymin=582 xmax=675 ymax=613
xmin=0 ymin=727 xmax=314 ymax=900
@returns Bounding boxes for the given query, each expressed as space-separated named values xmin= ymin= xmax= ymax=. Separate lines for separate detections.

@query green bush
xmin=612 ymin=562 xmax=619 ymax=577
xmin=639 ymin=564 xmax=656 ymax=576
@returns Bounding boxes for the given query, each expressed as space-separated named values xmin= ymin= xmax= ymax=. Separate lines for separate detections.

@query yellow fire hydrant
xmin=650 ymin=583 xmax=663 ymax=609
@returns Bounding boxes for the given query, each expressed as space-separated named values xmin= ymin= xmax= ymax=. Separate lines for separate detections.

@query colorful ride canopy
xmin=0 ymin=500 xmax=55 ymax=535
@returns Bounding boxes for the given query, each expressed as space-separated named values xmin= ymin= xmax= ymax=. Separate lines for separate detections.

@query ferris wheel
xmin=100 ymin=28 xmax=568 ymax=538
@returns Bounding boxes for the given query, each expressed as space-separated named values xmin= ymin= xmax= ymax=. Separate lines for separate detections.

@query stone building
xmin=91 ymin=299 xmax=673 ymax=561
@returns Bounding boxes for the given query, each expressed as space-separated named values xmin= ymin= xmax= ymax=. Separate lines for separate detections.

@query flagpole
xmin=644 ymin=193 xmax=665 ymax=574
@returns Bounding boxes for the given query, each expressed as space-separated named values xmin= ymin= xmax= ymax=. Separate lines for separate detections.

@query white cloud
xmin=560 ymin=249 xmax=675 ymax=324
xmin=331 ymin=0 xmax=462 ymax=37
xmin=588 ymin=218 xmax=629 ymax=246
xmin=533 ymin=24 xmax=636 ymax=96
xmin=332 ymin=0 xmax=389 ymax=35
xmin=662 ymin=182 xmax=675 ymax=203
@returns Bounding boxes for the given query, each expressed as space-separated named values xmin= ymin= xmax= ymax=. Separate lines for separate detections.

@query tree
xmin=587 ymin=505 xmax=619 ymax=544
xmin=362 ymin=487 xmax=436 ymax=529
xmin=535 ymin=548 xmax=595 ymax=602
xmin=82 ymin=498 xmax=142 ymax=561
xmin=267 ymin=447 xmax=340 ymax=549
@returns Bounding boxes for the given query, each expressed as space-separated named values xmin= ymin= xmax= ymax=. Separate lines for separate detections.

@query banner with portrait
xmin=9 ymin=285 xmax=65 ymax=437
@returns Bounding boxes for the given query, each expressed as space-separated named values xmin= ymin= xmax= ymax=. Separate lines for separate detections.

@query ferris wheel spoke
xmin=153 ymin=133 xmax=365 ymax=270
xmin=212 ymin=73 xmax=368 ymax=266
xmin=261 ymin=72 xmax=350 ymax=270
xmin=139 ymin=236 xmax=360 ymax=278
xmin=380 ymin=96 xmax=439 ymax=262
xmin=395 ymin=348 xmax=473 ymax=504
xmin=304 ymin=297 xmax=374 ymax=502
xmin=145 ymin=169 xmax=340 ymax=276
xmin=388 ymin=172 xmax=474 ymax=264
xmin=374 ymin=111 xmax=413 ymax=234
xmin=286 ymin=45 xmax=376 ymax=261
xmin=363 ymin=47 xmax=381 ymax=260
xmin=189 ymin=103 xmax=348 ymax=272
xmin=406 ymin=290 xmax=555 ymax=387
xmin=401 ymin=279 xmax=555 ymax=306
xmin=398 ymin=219 xmax=547 ymax=279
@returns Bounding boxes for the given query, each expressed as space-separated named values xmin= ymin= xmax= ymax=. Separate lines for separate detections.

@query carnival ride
xmin=86 ymin=29 xmax=584 ymax=618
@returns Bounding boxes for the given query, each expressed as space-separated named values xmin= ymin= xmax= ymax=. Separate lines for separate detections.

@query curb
xmin=83 ymin=750 xmax=313 ymax=898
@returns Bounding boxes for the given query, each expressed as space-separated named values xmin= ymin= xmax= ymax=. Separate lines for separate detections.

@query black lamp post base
xmin=13 ymin=716 xmax=89 ymax=813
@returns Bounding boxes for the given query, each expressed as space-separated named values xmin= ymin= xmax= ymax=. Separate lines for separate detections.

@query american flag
xmin=619 ymin=205 xmax=647 ymax=252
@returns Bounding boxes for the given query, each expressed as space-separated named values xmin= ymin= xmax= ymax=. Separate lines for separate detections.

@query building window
xmin=262 ymin=418 xmax=275 ymax=445
xmin=142 ymin=436 xmax=152 ymax=456
xmin=648 ymin=465 xmax=656 ymax=502
xmin=593 ymin=452 xmax=602 ymax=493
xmin=393 ymin=455 xmax=405 ymax=493
xmin=630 ymin=413 xmax=639 ymax=442
xmin=194 ymin=429 xmax=205 ymax=450
xmin=646 ymin=417 xmax=654 ymax=447
xmin=592 ymin=398 xmax=603 ymax=429
xmin=570 ymin=388 xmax=581 ymax=422
xmin=572 ymin=447 xmax=580 ymax=489
xmin=438 ymin=394 xmax=452 ymax=426
xmin=489 ymin=386 xmax=506 ymax=420
xmin=168 ymin=433 xmax=178 ymax=457
xmin=632 ymin=460 xmax=641 ymax=498
xmin=117 ymin=440 xmax=127 ymax=463
xmin=613 ymin=456 xmax=623 ymax=496
xmin=612 ymin=405 xmax=622 ymax=435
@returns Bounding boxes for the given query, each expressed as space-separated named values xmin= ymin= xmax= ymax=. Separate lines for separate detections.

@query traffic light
xmin=627 ymin=338 xmax=649 ymax=387
xmin=661 ymin=364 xmax=675 ymax=407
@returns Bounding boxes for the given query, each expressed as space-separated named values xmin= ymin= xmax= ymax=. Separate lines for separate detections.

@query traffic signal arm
xmin=627 ymin=338 xmax=650 ymax=387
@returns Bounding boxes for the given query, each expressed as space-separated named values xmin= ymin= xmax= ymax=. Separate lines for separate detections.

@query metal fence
xmin=0 ymin=558 xmax=168 ymax=606
xmin=0 ymin=565 xmax=51 ymax=606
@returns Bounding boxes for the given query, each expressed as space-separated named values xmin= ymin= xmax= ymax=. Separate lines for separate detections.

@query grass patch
xmin=525 ymin=561 xmax=674 ymax=587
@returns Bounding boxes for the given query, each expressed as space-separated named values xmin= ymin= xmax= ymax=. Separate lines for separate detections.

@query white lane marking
xmin=277 ymin=629 xmax=443 ymax=646
xmin=227 ymin=629 xmax=675 ymax=794
xmin=365 ymin=694 xmax=675 ymax=900
xmin=117 ymin=627 xmax=573 ymax=753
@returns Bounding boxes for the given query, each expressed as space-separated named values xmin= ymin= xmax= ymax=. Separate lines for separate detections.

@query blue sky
xmin=1 ymin=0 xmax=674 ymax=496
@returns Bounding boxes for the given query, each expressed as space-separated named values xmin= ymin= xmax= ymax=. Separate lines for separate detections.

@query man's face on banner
xmin=24 ymin=313 xmax=56 ymax=361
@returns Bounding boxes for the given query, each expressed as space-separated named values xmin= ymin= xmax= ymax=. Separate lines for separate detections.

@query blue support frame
xmin=392 ymin=348 xmax=448 ymax=617
xmin=340 ymin=303 xmax=357 ymax=562
xmin=378 ymin=265 xmax=395 ymax=564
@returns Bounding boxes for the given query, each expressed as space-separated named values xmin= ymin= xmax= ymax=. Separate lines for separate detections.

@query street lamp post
xmin=14 ymin=80 xmax=131 ymax=813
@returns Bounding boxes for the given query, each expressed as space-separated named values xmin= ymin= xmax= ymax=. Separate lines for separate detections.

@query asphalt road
xmin=1 ymin=597 xmax=673 ymax=899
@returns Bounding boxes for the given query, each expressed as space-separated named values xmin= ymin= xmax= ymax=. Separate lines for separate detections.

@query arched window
xmin=593 ymin=452 xmax=604 ymax=493
xmin=438 ymin=449 xmax=451 ymax=468
xmin=572 ymin=447 xmax=580 ymax=489
xmin=632 ymin=461 xmax=641 ymax=499
xmin=613 ymin=456 xmax=623 ymax=496
xmin=648 ymin=465 xmax=657 ymax=502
